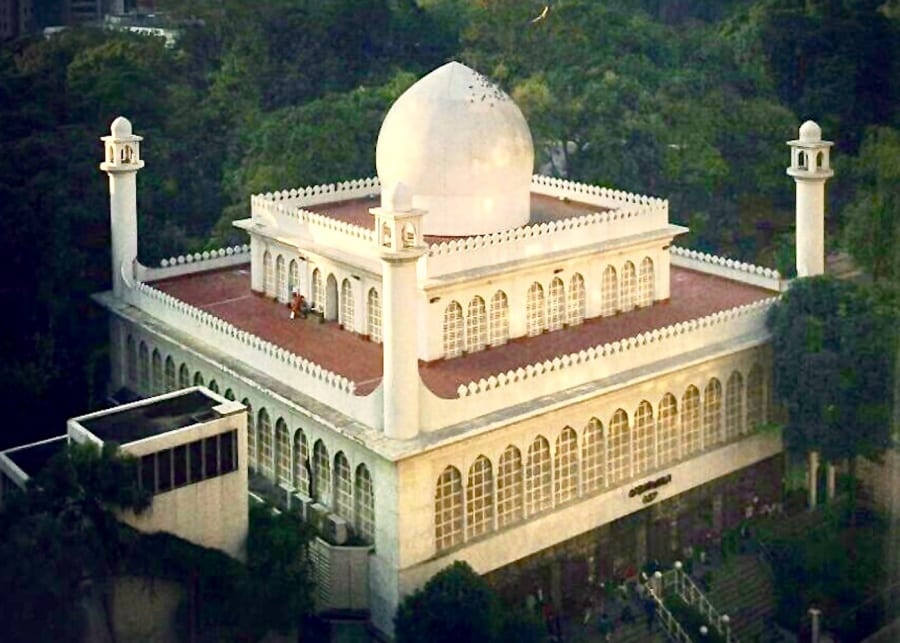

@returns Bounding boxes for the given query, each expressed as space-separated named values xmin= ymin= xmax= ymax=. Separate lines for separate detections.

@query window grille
xmin=334 ymin=452 xmax=353 ymax=521
xmin=340 ymin=279 xmax=354 ymax=331
xmin=703 ymin=378 xmax=723 ymax=448
xmin=466 ymin=296 xmax=487 ymax=353
xmin=633 ymin=401 xmax=655 ymax=476
xmin=681 ymin=386 xmax=701 ymax=455
xmin=443 ymin=301 xmax=464 ymax=358
xmin=621 ymin=261 xmax=637 ymax=311
xmin=313 ymin=440 xmax=331 ymax=506
xmin=496 ymin=446 xmax=523 ymax=528
xmin=526 ymin=283 xmax=545 ymax=337
xmin=657 ymin=394 xmax=679 ymax=465
xmin=548 ymin=278 xmax=565 ymax=331
xmin=367 ymin=289 xmax=382 ymax=343
xmin=725 ymin=371 xmax=744 ymax=439
xmin=466 ymin=456 xmax=493 ymax=539
xmin=582 ymin=418 xmax=605 ymax=493
xmin=554 ymin=428 xmax=579 ymax=504
xmin=275 ymin=418 xmax=291 ymax=486
xmin=354 ymin=464 xmax=375 ymax=542
xmin=293 ymin=430 xmax=310 ymax=495
xmin=489 ymin=291 xmax=509 ymax=346
xmin=567 ymin=273 xmax=586 ymax=325
xmin=525 ymin=436 xmax=552 ymax=515
xmin=601 ymin=266 xmax=618 ymax=316
xmin=434 ymin=466 xmax=463 ymax=551
xmin=638 ymin=257 xmax=654 ymax=307
xmin=607 ymin=410 xmax=631 ymax=486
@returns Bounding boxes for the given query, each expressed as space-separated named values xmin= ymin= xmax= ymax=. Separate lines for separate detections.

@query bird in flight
xmin=531 ymin=5 xmax=549 ymax=23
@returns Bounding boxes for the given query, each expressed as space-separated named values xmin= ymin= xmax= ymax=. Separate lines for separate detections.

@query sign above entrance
xmin=628 ymin=474 xmax=672 ymax=499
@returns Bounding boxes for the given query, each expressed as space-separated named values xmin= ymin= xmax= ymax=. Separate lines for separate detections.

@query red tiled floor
xmin=153 ymin=266 xmax=775 ymax=399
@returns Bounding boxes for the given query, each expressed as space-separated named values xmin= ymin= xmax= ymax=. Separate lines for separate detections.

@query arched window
xmin=466 ymin=456 xmax=493 ymax=539
xmin=311 ymin=268 xmax=323 ymax=312
xmin=340 ymin=279 xmax=354 ymax=331
xmin=633 ymin=401 xmax=655 ymax=476
xmin=208 ymin=380 xmax=219 ymax=394
xmin=313 ymin=440 xmax=331 ymax=506
xmin=164 ymin=356 xmax=176 ymax=392
xmin=242 ymin=398 xmax=255 ymax=470
xmin=275 ymin=418 xmax=291 ymax=486
xmin=525 ymin=436 xmax=552 ymax=515
xmin=526 ymin=282 xmax=545 ymax=337
xmin=496 ymin=446 xmax=523 ymax=528
xmin=682 ymin=386 xmax=701 ymax=456
xmin=601 ymin=266 xmax=618 ymax=316
xmin=151 ymin=349 xmax=163 ymax=394
xmin=620 ymin=261 xmax=637 ymax=311
xmin=638 ymin=257 xmax=654 ymax=307
xmin=138 ymin=341 xmax=149 ymax=391
xmin=126 ymin=335 xmax=137 ymax=386
xmin=263 ymin=250 xmax=274 ymax=297
xmin=725 ymin=371 xmax=744 ymax=440
xmin=288 ymin=259 xmax=299 ymax=295
xmin=466 ymin=296 xmax=487 ymax=353
xmin=548 ymin=278 xmax=565 ymax=331
xmin=567 ymin=273 xmax=586 ymax=326
xmin=258 ymin=409 xmax=273 ymax=480
xmin=293 ymin=429 xmax=310 ymax=495
xmin=489 ymin=291 xmax=509 ymax=346
xmin=657 ymin=394 xmax=678 ymax=465
xmin=193 ymin=372 xmax=204 ymax=387
xmin=607 ymin=410 xmax=630 ymax=486
xmin=178 ymin=363 xmax=190 ymax=389
xmin=443 ymin=301 xmax=464 ymax=358
xmin=275 ymin=255 xmax=286 ymax=302
xmin=434 ymin=466 xmax=463 ymax=551
xmin=582 ymin=418 xmax=605 ymax=493
xmin=703 ymin=378 xmax=723 ymax=448
xmin=554 ymin=427 xmax=579 ymax=504
xmin=333 ymin=452 xmax=353 ymax=521
xmin=367 ymin=288 xmax=382 ymax=343
xmin=354 ymin=464 xmax=375 ymax=542
xmin=746 ymin=364 xmax=764 ymax=432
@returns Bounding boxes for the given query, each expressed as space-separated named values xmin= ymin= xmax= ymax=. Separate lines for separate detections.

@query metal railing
xmin=660 ymin=562 xmax=738 ymax=643
xmin=646 ymin=579 xmax=694 ymax=642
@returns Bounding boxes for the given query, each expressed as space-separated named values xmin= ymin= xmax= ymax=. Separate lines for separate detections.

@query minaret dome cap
xmin=798 ymin=120 xmax=822 ymax=143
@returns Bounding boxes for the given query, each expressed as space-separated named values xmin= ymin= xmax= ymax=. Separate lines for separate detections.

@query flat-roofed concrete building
xmin=1 ymin=388 xmax=248 ymax=560
xmin=92 ymin=62 xmax=833 ymax=635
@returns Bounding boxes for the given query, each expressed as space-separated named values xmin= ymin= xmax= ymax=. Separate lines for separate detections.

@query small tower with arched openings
xmin=100 ymin=116 xmax=145 ymax=297
xmin=369 ymin=182 xmax=426 ymax=439
xmin=787 ymin=120 xmax=833 ymax=277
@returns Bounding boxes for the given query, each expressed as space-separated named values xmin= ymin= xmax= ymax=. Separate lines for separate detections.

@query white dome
xmin=110 ymin=116 xmax=133 ymax=138
xmin=376 ymin=62 xmax=534 ymax=236
xmin=799 ymin=120 xmax=822 ymax=143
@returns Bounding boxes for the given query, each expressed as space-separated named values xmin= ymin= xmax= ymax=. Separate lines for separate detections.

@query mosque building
xmin=92 ymin=61 xmax=832 ymax=635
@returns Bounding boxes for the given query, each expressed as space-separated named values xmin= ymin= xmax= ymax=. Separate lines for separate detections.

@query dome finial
xmin=110 ymin=116 xmax=133 ymax=138
xmin=799 ymin=120 xmax=821 ymax=143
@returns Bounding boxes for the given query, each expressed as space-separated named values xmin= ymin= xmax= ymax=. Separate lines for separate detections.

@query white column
xmin=808 ymin=450 xmax=820 ymax=510
xmin=795 ymin=178 xmax=827 ymax=277
xmin=382 ymin=256 xmax=420 ymax=439
xmin=108 ymin=171 xmax=138 ymax=297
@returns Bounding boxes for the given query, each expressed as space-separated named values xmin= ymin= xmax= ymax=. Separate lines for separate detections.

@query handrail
xmin=646 ymin=580 xmax=694 ymax=642
xmin=663 ymin=562 xmax=738 ymax=642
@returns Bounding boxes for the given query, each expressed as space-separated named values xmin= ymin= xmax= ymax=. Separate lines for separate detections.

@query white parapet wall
xmin=424 ymin=176 xmax=672 ymax=278
xmin=136 ymin=245 xmax=252 ymax=282
xmin=123 ymin=280 xmax=382 ymax=429
xmin=420 ymin=296 xmax=777 ymax=431
xmin=670 ymin=246 xmax=784 ymax=291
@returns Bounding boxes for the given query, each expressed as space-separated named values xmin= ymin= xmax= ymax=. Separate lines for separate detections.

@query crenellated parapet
xmin=670 ymin=246 xmax=783 ymax=291
xmin=120 ymin=278 xmax=383 ymax=428
xmin=530 ymin=174 xmax=666 ymax=208
xmin=423 ymin=296 xmax=778 ymax=430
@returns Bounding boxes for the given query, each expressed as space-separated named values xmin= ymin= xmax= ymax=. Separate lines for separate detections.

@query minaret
xmin=100 ymin=116 xmax=144 ymax=297
xmin=370 ymin=183 xmax=426 ymax=439
xmin=787 ymin=120 xmax=833 ymax=277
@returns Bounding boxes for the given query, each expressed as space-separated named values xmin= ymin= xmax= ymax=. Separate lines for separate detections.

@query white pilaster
xmin=787 ymin=121 xmax=833 ymax=278
xmin=371 ymin=182 xmax=427 ymax=439
xmin=100 ymin=116 xmax=144 ymax=298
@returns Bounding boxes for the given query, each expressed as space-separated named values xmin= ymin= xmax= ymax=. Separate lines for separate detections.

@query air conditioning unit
xmin=322 ymin=514 xmax=349 ymax=545
xmin=291 ymin=492 xmax=315 ymax=520
xmin=308 ymin=502 xmax=330 ymax=531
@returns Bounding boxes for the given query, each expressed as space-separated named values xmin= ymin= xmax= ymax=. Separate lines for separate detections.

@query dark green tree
xmin=842 ymin=126 xmax=900 ymax=282
xmin=0 ymin=442 xmax=151 ymax=643
xmin=767 ymin=276 xmax=897 ymax=509
xmin=395 ymin=560 xmax=543 ymax=643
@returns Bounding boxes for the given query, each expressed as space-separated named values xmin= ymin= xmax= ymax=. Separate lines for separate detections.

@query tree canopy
xmin=394 ymin=560 xmax=543 ymax=643
xmin=767 ymin=276 xmax=897 ymax=463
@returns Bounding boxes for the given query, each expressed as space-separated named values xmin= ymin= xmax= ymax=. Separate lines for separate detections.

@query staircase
xmin=708 ymin=553 xmax=777 ymax=643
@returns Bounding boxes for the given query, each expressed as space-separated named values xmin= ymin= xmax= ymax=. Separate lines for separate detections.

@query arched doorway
xmin=325 ymin=273 xmax=338 ymax=321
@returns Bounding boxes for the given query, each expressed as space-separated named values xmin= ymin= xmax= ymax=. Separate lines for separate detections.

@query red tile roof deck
xmin=152 ymin=266 xmax=775 ymax=399
xmin=298 ymin=193 xmax=609 ymax=243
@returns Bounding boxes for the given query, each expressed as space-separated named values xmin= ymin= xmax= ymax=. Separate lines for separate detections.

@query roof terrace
xmin=74 ymin=389 xmax=225 ymax=445
xmin=152 ymin=265 xmax=776 ymax=399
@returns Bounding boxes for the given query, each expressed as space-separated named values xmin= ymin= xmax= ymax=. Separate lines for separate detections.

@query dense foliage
xmin=767 ymin=276 xmax=897 ymax=465
xmin=394 ymin=560 xmax=544 ymax=643
xmin=1 ymin=0 xmax=897 ymax=443
xmin=0 ymin=442 xmax=151 ymax=643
